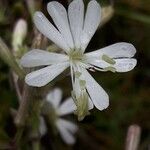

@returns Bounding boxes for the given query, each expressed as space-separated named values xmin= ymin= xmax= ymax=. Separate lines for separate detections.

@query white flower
xmin=40 ymin=88 xmax=78 ymax=145
xmin=20 ymin=0 xmax=137 ymax=119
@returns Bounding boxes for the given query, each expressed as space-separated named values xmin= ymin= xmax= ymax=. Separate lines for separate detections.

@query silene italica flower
xmin=21 ymin=0 xmax=137 ymax=120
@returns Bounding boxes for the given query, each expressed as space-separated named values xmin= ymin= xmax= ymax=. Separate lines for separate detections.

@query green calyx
xmin=72 ymin=90 xmax=90 ymax=121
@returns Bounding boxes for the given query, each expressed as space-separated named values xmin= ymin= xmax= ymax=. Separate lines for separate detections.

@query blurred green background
xmin=0 ymin=0 xmax=150 ymax=149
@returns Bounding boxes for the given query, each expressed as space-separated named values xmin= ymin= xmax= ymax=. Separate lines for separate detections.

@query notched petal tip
xmin=119 ymin=42 xmax=137 ymax=56
xmin=90 ymin=0 xmax=100 ymax=6
xmin=128 ymin=58 xmax=137 ymax=71
xmin=47 ymin=1 xmax=59 ymax=6
xmin=115 ymin=58 xmax=137 ymax=73
xmin=98 ymin=96 xmax=109 ymax=111
xmin=47 ymin=1 xmax=60 ymax=12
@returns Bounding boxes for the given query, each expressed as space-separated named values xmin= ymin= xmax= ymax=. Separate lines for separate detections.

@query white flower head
xmin=20 ymin=0 xmax=137 ymax=120
xmin=40 ymin=88 xmax=78 ymax=145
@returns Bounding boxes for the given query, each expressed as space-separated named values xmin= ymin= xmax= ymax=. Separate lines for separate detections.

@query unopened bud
xmin=12 ymin=19 xmax=27 ymax=54
xmin=125 ymin=124 xmax=141 ymax=150
xmin=100 ymin=6 xmax=114 ymax=27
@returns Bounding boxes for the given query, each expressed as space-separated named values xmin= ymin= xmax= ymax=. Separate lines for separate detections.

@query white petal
xmin=46 ymin=88 xmax=62 ymax=108
xmin=20 ymin=49 xmax=68 ymax=67
xmin=88 ymin=98 xmax=94 ymax=110
xmin=57 ymin=97 xmax=76 ymax=116
xmin=113 ymin=58 xmax=137 ymax=72
xmin=57 ymin=119 xmax=78 ymax=133
xmin=81 ymin=0 xmax=101 ymax=51
xmin=56 ymin=119 xmax=77 ymax=145
xmin=85 ymin=42 xmax=136 ymax=58
xmin=68 ymin=0 xmax=84 ymax=49
xmin=82 ymin=69 xmax=109 ymax=110
xmin=39 ymin=117 xmax=47 ymax=136
xmin=47 ymin=2 xmax=74 ymax=49
xmin=25 ymin=62 xmax=69 ymax=87
xmin=34 ymin=12 xmax=69 ymax=53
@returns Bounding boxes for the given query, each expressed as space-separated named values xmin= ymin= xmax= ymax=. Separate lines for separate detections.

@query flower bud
xmin=125 ymin=125 xmax=141 ymax=150
xmin=12 ymin=19 xmax=27 ymax=54
xmin=100 ymin=6 xmax=114 ymax=26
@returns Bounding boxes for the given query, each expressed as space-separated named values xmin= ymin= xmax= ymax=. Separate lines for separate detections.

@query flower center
xmin=68 ymin=50 xmax=84 ymax=63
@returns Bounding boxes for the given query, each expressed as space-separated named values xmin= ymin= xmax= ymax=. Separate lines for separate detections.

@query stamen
xmin=102 ymin=54 xmax=116 ymax=65
xmin=104 ymin=66 xmax=116 ymax=73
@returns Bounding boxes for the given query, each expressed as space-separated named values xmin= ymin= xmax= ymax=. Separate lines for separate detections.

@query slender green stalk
xmin=14 ymin=85 xmax=31 ymax=127
xmin=32 ymin=141 xmax=40 ymax=150
xmin=30 ymin=96 xmax=42 ymax=150
xmin=116 ymin=8 xmax=150 ymax=25
xmin=0 ymin=37 xmax=25 ymax=78
xmin=14 ymin=127 xmax=24 ymax=149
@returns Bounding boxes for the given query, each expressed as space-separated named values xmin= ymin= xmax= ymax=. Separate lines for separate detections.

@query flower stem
xmin=0 ymin=37 xmax=25 ymax=78
xmin=14 ymin=127 xmax=24 ymax=148
xmin=14 ymin=85 xmax=32 ymax=127
xmin=32 ymin=141 xmax=40 ymax=150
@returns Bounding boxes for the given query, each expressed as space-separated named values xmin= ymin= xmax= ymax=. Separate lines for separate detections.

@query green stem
xmin=29 ymin=89 xmax=43 ymax=150
xmin=14 ymin=127 xmax=24 ymax=147
xmin=32 ymin=140 xmax=40 ymax=150
xmin=15 ymin=85 xmax=31 ymax=127
xmin=0 ymin=37 xmax=25 ymax=78
xmin=116 ymin=8 xmax=150 ymax=25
